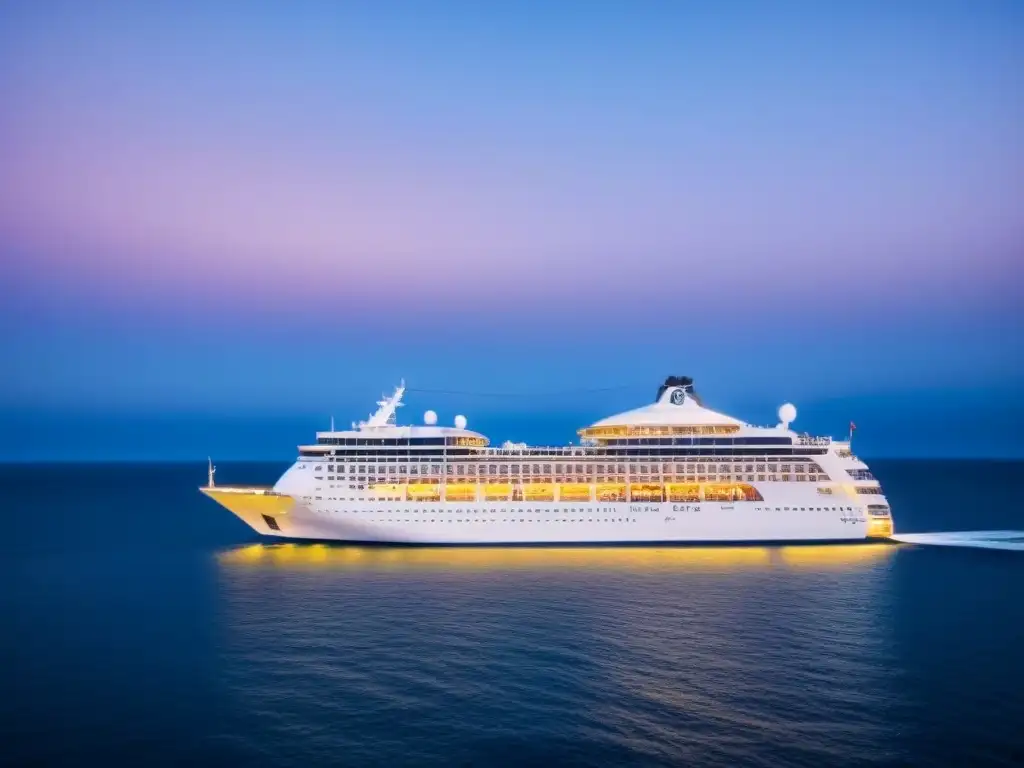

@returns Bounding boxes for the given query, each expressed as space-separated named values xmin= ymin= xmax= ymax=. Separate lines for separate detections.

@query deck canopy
xmin=579 ymin=378 xmax=746 ymax=439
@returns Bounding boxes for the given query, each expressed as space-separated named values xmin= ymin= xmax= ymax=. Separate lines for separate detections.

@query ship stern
xmin=866 ymin=503 xmax=894 ymax=539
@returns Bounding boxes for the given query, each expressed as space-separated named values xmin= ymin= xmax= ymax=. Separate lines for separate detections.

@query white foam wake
xmin=892 ymin=530 xmax=1024 ymax=551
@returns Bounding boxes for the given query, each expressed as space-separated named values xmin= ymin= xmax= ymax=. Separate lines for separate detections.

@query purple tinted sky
xmin=0 ymin=0 xmax=1022 ymax=458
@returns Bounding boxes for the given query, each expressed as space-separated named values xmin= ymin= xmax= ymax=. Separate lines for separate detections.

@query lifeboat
xmin=595 ymin=483 xmax=627 ymax=501
xmin=523 ymin=484 xmax=556 ymax=501
xmin=559 ymin=483 xmax=591 ymax=501
xmin=483 ymin=483 xmax=512 ymax=501
xmin=444 ymin=484 xmax=476 ymax=501
xmin=703 ymin=483 xmax=762 ymax=502
xmin=629 ymin=483 xmax=664 ymax=502
xmin=407 ymin=483 xmax=441 ymax=501
xmin=666 ymin=483 xmax=701 ymax=502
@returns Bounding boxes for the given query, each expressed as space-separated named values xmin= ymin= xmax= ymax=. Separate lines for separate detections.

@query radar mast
xmin=360 ymin=380 xmax=406 ymax=429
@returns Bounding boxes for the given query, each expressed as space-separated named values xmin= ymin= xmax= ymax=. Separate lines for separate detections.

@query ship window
xmin=262 ymin=514 xmax=281 ymax=531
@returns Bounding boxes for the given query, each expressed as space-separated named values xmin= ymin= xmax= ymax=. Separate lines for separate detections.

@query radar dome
xmin=778 ymin=403 xmax=797 ymax=425
xmin=423 ymin=410 xmax=438 ymax=425
xmin=454 ymin=414 xmax=467 ymax=430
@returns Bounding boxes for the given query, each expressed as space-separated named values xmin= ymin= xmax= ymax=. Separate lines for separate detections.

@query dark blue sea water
xmin=3 ymin=460 xmax=1023 ymax=767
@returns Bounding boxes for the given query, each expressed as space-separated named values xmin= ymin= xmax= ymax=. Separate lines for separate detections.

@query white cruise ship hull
xmin=200 ymin=378 xmax=895 ymax=546
xmin=207 ymin=490 xmax=891 ymax=544
xmin=284 ymin=505 xmax=873 ymax=544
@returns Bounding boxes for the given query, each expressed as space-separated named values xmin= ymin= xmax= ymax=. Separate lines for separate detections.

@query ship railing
xmin=482 ymin=446 xmax=593 ymax=457
xmin=795 ymin=436 xmax=832 ymax=446
xmin=202 ymin=485 xmax=284 ymax=495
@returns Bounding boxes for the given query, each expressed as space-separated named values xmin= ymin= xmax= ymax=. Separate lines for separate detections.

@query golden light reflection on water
xmin=216 ymin=541 xmax=898 ymax=573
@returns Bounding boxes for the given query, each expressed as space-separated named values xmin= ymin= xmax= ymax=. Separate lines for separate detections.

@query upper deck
xmin=296 ymin=377 xmax=835 ymax=460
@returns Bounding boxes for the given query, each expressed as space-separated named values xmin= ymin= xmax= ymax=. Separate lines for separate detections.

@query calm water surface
xmin=3 ymin=460 xmax=1023 ymax=766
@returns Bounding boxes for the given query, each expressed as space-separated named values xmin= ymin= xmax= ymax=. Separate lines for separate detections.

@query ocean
xmin=3 ymin=460 xmax=1023 ymax=767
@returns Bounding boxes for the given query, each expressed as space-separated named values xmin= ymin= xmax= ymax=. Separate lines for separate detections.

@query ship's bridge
xmin=579 ymin=377 xmax=747 ymax=439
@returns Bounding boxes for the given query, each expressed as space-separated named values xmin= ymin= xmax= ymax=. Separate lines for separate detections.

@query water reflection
xmin=217 ymin=541 xmax=897 ymax=573
xmin=212 ymin=543 xmax=904 ymax=765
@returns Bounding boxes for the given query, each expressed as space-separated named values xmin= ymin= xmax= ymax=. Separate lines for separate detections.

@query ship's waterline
xmin=202 ymin=376 xmax=894 ymax=545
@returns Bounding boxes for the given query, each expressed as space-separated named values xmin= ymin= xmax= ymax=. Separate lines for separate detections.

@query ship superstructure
xmin=202 ymin=378 xmax=894 ymax=544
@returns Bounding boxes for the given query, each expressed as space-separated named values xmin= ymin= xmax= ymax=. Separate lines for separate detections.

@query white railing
xmin=203 ymin=485 xmax=282 ymax=495
xmin=482 ymin=446 xmax=591 ymax=457
xmin=795 ymin=436 xmax=832 ymax=446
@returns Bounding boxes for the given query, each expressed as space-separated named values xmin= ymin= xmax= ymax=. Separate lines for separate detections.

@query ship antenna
xmin=207 ymin=456 xmax=216 ymax=488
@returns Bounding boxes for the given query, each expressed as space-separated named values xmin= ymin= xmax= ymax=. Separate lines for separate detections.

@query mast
xmin=207 ymin=457 xmax=216 ymax=488
xmin=359 ymin=380 xmax=406 ymax=429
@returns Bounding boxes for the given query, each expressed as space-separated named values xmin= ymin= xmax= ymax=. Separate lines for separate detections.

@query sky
xmin=1 ymin=0 xmax=1022 ymax=459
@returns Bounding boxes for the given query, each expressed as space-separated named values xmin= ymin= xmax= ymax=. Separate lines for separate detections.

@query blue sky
xmin=1 ymin=0 xmax=1021 ymax=458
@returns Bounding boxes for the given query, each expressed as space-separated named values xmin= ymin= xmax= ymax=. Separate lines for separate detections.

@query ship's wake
xmin=892 ymin=530 xmax=1024 ymax=551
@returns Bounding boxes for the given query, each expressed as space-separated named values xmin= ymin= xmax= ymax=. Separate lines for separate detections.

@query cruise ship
xmin=201 ymin=377 xmax=894 ymax=544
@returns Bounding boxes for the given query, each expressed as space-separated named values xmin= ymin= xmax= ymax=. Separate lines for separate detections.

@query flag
xmin=850 ymin=421 xmax=856 ymax=432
